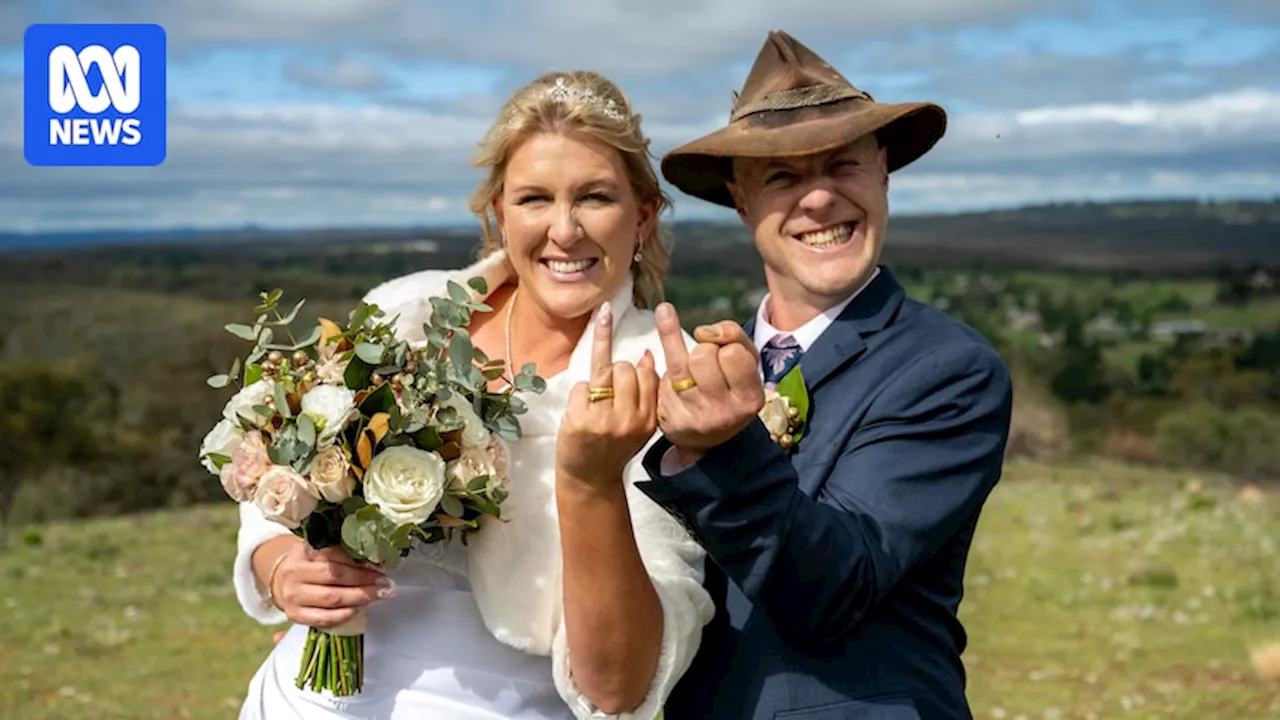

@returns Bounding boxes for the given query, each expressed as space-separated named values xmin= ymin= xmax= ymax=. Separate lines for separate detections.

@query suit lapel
xmin=799 ymin=267 xmax=905 ymax=392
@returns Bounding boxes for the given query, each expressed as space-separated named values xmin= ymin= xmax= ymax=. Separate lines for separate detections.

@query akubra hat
xmin=661 ymin=30 xmax=948 ymax=208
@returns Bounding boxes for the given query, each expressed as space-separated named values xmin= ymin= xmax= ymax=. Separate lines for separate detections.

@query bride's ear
xmin=490 ymin=198 xmax=506 ymax=241
xmin=637 ymin=197 xmax=659 ymax=240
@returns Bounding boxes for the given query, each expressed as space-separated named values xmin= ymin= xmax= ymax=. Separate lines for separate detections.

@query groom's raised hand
xmin=654 ymin=303 xmax=764 ymax=465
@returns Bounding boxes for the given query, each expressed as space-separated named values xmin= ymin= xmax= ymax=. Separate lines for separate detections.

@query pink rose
xmin=219 ymin=431 xmax=270 ymax=502
xmin=253 ymin=465 xmax=321 ymax=529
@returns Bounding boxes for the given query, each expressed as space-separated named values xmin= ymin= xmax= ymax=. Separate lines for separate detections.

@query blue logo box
xmin=24 ymin=23 xmax=167 ymax=167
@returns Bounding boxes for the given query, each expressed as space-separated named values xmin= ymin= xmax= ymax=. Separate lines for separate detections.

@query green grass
xmin=962 ymin=460 xmax=1280 ymax=717
xmin=2 ymin=460 xmax=1278 ymax=718
xmin=1159 ymin=300 xmax=1280 ymax=331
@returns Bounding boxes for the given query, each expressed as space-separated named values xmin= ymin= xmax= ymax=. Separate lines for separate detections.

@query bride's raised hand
xmin=556 ymin=301 xmax=658 ymax=489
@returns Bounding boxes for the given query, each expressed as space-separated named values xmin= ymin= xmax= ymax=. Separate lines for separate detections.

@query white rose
xmin=759 ymin=388 xmax=792 ymax=439
xmin=308 ymin=445 xmax=355 ymax=503
xmin=440 ymin=392 xmax=489 ymax=449
xmin=199 ymin=418 xmax=244 ymax=475
xmin=253 ymin=465 xmax=320 ymax=529
xmin=363 ymin=446 xmax=447 ymax=526
xmin=223 ymin=379 xmax=276 ymax=429
xmin=300 ymin=384 xmax=357 ymax=445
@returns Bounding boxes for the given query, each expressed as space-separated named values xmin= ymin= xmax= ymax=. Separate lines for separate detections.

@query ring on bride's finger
xmin=671 ymin=377 xmax=697 ymax=393
xmin=588 ymin=387 xmax=615 ymax=402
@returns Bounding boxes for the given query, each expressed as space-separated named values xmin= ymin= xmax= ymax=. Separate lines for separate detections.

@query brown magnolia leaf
xmin=318 ymin=317 xmax=343 ymax=348
xmin=357 ymin=432 xmax=373 ymax=469
xmin=437 ymin=440 xmax=462 ymax=462
xmin=367 ymin=412 xmax=391 ymax=446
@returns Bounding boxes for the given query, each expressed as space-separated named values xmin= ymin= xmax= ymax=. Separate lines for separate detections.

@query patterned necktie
xmin=761 ymin=333 xmax=802 ymax=386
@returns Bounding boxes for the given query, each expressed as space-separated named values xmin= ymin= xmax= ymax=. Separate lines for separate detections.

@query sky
xmin=0 ymin=0 xmax=1277 ymax=232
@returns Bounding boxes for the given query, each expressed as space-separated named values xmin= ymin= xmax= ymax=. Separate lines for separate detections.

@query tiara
xmin=540 ymin=76 xmax=627 ymax=122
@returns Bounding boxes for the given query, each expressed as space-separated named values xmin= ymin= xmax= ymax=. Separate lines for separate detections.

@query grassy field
xmin=2 ymin=459 xmax=1278 ymax=718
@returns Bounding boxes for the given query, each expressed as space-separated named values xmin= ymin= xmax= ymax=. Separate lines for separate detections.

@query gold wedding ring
xmin=588 ymin=387 xmax=615 ymax=402
xmin=671 ymin=377 xmax=697 ymax=393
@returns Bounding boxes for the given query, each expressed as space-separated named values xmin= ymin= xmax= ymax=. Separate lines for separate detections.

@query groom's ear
xmin=727 ymin=182 xmax=748 ymax=219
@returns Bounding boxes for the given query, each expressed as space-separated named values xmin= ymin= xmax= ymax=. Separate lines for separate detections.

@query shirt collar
xmin=752 ymin=266 xmax=881 ymax=351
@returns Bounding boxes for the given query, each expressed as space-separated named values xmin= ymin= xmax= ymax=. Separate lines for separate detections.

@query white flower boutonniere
xmin=760 ymin=365 xmax=809 ymax=452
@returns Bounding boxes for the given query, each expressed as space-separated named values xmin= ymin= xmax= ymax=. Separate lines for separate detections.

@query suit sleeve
xmin=638 ymin=341 xmax=1012 ymax=647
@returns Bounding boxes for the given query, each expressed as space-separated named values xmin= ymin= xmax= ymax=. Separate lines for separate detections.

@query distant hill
xmin=2 ymin=199 xmax=1277 ymax=283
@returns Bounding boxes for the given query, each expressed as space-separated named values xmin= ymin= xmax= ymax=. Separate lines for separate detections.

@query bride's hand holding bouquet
xmin=199 ymin=281 xmax=544 ymax=696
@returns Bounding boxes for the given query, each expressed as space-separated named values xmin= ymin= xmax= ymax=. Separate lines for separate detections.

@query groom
xmin=638 ymin=31 xmax=1013 ymax=719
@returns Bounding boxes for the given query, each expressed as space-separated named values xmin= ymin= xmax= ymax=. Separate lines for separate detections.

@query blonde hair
xmin=467 ymin=70 xmax=672 ymax=309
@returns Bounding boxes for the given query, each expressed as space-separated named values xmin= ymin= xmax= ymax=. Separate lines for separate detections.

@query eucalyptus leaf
xmin=267 ymin=438 xmax=295 ymax=466
xmin=440 ymin=494 xmax=465 ymax=518
xmin=467 ymin=277 xmax=488 ymax=295
xmin=296 ymin=414 xmax=316 ymax=448
xmin=447 ymin=280 xmax=471 ymax=304
xmin=355 ymin=342 xmax=384 ymax=365
xmin=449 ymin=334 xmax=472 ymax=373
xmin=277 ymin=298 xmax=307 ymax=326
xmin=224 ymin=323 xmax=257 ymax=341
xmin=274 ymin=382 xmax=293 ymax=418
xmin=206 ymin=373 xmax=229 ymax=388
xmin=291 ymin=325 xmax=322 ymax=350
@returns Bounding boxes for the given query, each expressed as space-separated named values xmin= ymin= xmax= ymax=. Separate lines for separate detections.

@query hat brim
xmin=661 ymin=101 xmax=946 ymax=208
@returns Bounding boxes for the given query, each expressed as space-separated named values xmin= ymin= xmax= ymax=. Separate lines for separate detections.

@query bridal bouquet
xmin=198 ymin=278 xmax=544 ymax=696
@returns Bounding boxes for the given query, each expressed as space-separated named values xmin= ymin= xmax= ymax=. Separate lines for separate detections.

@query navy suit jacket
xmin=637 ymin=267 xmax=1013 ymax=720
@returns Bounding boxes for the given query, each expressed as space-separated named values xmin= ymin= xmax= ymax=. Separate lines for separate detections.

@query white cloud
xmin=14 ymin=0 xmax=1088 ymax=74
xmin=2 ymin=0 xmax=1276 ymax=231
xmin=3 ymin=84 xmax=1277 ymax=231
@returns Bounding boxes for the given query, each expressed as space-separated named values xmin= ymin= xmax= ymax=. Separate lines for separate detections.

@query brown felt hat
xmin=662 ymin=30 xmax=948 ymax=208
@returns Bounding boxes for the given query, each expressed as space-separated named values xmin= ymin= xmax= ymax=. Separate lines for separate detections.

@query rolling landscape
xmin=3 ymin=197 xmax=1280 ymax=718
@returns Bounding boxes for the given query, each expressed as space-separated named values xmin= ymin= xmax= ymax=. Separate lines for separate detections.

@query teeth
xmin=545 ymin=259 xmax=595 ymax=273
xmin=797 ymin=224 xmax=854 ymax=247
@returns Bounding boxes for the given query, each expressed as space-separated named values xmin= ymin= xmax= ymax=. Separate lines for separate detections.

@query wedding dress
xmin=237 ymin=535 xmax=570 ymax=719
xmin=230 ymin=252 xmax=714 ymax=719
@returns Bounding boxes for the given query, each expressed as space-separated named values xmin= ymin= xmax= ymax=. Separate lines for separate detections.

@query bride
xmin=231 ymin=71 xmax=714 ymax=719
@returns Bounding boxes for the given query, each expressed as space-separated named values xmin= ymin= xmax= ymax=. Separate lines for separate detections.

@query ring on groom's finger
xmin=587 ymin=387 xmax=615 ymax=402
xmin=671 ymin=377 xmax=697 ymax=393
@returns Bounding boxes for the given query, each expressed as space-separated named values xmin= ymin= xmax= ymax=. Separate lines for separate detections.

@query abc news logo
xmin=48 ymin=44 xmax=144 ymax=147
xmin=24 ymin=23 xmax=166 ymax=167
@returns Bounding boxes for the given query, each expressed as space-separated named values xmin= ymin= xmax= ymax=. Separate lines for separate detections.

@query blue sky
xmin=0 ymin=0 xmax=1277 ymax=232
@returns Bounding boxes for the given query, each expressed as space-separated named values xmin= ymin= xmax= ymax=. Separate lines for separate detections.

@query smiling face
xmin=494 ymin=131 xmax=657 ymax=321
xmin=728 ymin=133 xmax=889 ymax=328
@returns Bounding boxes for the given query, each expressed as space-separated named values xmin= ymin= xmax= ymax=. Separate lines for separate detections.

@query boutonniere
xmin=759 ymin=365 xmax=809 ymax=452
